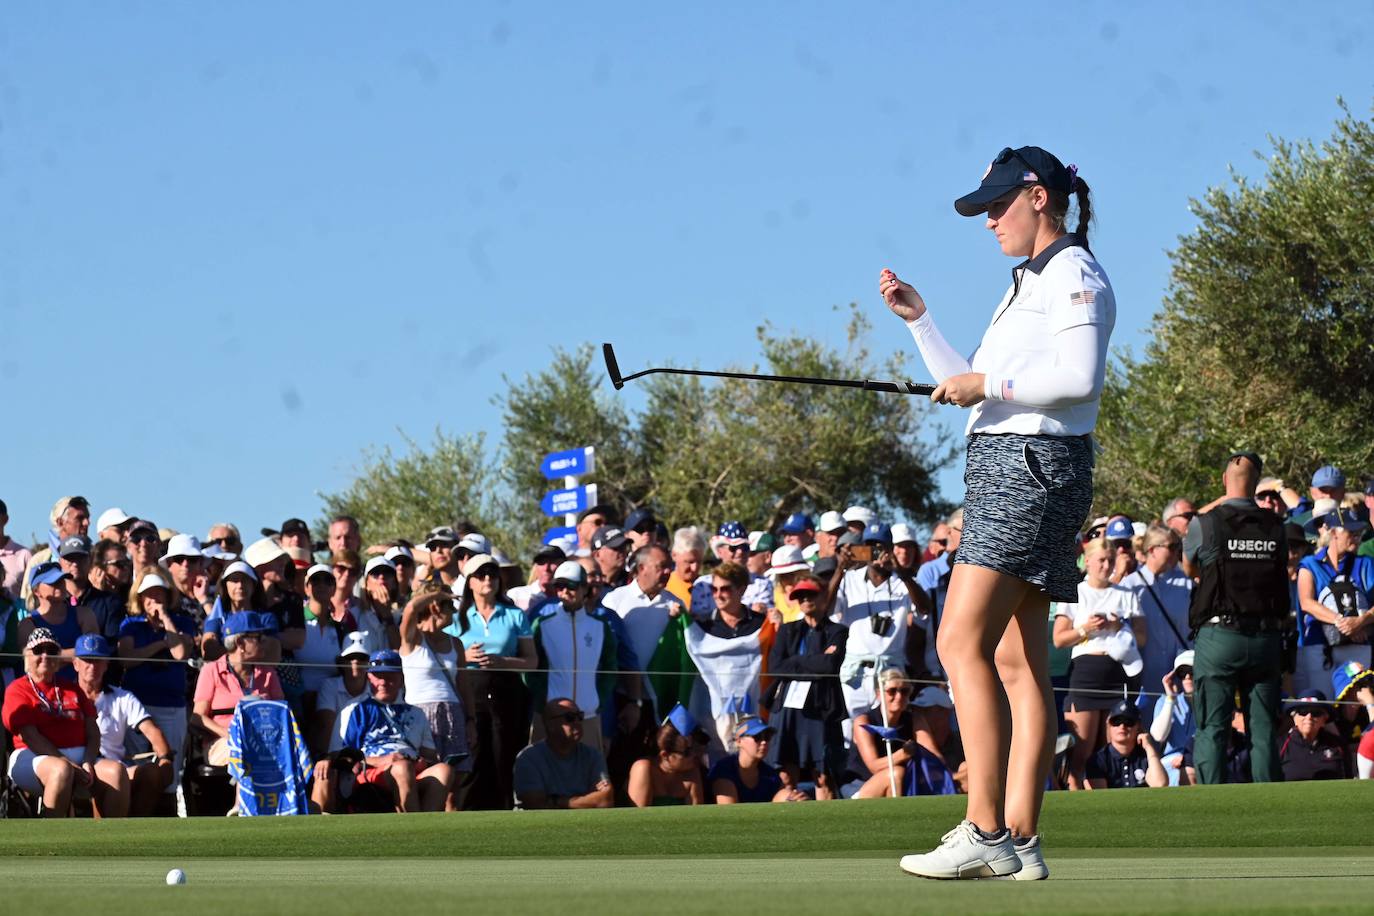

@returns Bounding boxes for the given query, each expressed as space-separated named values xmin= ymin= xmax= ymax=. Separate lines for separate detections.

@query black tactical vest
xmin=1188 ymin=502 xmax=1289 ymax=628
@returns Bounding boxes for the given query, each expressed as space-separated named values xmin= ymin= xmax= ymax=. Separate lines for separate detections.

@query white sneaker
xmin=898 ymin=820 xmax=1023 ymax=880
xmin=1008 ymin=834 xmax=1049 ymax=880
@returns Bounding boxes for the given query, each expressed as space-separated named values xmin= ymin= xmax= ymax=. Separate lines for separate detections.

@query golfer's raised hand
xmin=879 ymin=268 xmax=926 ymax=321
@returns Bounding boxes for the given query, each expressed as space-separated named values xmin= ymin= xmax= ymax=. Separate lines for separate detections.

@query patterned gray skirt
xmin=955 ymin=433 xmax=1095 ymax=603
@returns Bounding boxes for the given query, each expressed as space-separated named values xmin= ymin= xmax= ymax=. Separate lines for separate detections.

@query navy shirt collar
xmin=1017 ymin=233 xmax=1088 ymax=276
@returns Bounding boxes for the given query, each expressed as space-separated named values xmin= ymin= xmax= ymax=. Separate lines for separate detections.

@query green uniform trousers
xmin=1192 ymin=624 xmax=1283 ymax=784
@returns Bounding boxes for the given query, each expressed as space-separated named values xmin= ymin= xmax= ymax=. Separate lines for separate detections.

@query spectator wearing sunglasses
xmin=17 ymin=561 xmax=99 ymax=678
xmin=846 ymin=668 xmax=924 ymax=797
xmin=528 ymin=561 xmax=622 ymax=755
xmin=508 ymin=544 xmax=566 ymax=617
xmin=1254 ymin=484 xmax=1289 ymax=517
xmin=514 ymin=697 xmax=613 ymax=810
xmin=1279 ymin=693 xmax=1347 ymax=781
xmin=708 ymin=715 xmax=805 ymax=803
xmin=1150 ymin=651 xmax=1197 ymax=786
xmin=1120 ymin=526 xmax=1193 ymax=715
xmin=627 ymin=719 xmax=705 ymax=807
xmin=1084 ymin=700 xmax=1167 ymax=789
xmin=2 ymin=628 xmax=102 ymax=817
xmin=87 ymin=539 xmax=133 ymax=641
xmin=763 ymin=575 xmax=848 ymax=799
xmin=624 ymin=507 xmax=658 ymax=552
xmin=20 ymin=496 xmax=90 ymax=603
xmin=125 ymin=520 xmax=162 ymax=574
xmin=450 ymin=553 xmax=537 ymax=809
xmin=683 ymin=561 xmax=771 ymax=758
xmin=1161 ymin=498 xmax=1197 ymax=538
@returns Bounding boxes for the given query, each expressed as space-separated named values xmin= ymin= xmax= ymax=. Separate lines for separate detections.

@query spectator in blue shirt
xmin=708 ymin=716 xmax=806 ymax=804
xmin=116 ymin=567 xmax=197 ymax=806
xmin=1150 ymin=651 xmax=1196 ymax=785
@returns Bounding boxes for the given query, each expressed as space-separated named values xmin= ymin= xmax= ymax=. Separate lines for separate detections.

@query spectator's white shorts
xmin=7 ymin=746 xmax=87 ymax=794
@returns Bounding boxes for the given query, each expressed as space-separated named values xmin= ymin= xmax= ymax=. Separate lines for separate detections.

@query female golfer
xmin=881 ymin=146 xmax=1113 ymax=880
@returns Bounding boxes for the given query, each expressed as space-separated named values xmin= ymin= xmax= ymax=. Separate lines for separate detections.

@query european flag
xmin=227 ymin=699 xmax=313 ymax=815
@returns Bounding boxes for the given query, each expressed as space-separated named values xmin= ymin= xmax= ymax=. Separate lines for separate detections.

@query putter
xmin=602 ymin=343 xmax=935 ymax=396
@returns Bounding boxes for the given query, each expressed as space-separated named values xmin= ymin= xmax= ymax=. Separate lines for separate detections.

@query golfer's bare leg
xmin=996 ymin=592 xmax=1054 ymax=837
xmin=936 ymin=564 xmax=1028 ymax=833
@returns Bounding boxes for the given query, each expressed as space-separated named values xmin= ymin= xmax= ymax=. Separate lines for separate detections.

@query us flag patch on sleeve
xmin=1070 ymin=290 xmax=1096 ymax=306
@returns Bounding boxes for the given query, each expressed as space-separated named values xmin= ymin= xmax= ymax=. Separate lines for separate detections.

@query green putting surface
xmin=2 ymin=782 xmax=1371 ymax=914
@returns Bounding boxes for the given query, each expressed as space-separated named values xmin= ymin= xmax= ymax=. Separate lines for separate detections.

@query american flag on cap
xmin=716 ymin=520 xmax=749 ymax=544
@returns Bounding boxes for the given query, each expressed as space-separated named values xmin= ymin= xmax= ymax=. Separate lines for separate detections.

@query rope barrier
xmin=5 ymin=651 xmax=1373 ymax=707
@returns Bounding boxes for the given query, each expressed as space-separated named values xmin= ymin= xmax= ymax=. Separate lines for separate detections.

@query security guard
xmin=1182 ymin=451 xmax=1289 ymax=783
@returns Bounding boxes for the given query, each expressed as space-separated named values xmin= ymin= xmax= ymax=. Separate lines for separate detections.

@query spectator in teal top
xmin=449 ymin=553 xmax=536 ymax=810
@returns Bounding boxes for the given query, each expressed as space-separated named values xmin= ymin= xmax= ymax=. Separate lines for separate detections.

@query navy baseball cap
xmin=625 ymin=507 xmax=655 ymax=532
xmin=1318 ymin=508 xmax=1368 ymax=535
xmin=75 ymin=633 xmax=112 ymax=659
xmin=716 ymin=521 xmax=749 ymax=546
xmin=779 ymin=513 xmax=814 ymax=535
xmin=862 ymin=521 xmax=893 ymax=545
xmin=1107 ymin=699 xmax=1141 ymax=723
xmin=955 ymin=146 xmax=1074 ymax=217
xmin=369 ymin=650 xmax=403 ymax=673
xmin=1286 ymin=692 xmax=1331 ymax=716
xmin=1104 ymin=517 xmax=1134 ymax=540
xmin=29 ymin=562 xmax=70 ymax=589
xmin=591 ymin=526 xmax=628 ymax=551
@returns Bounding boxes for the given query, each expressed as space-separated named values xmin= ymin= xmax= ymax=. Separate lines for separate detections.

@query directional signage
xmin=540 ymin=483 xmax=598 ymax=518
xmin=542 ymin=526 xmax=578 ymax=546
xmin=540 ymin=446 xmax=596 ymax=480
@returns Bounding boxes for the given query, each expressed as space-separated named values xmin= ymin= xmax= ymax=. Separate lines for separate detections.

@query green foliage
xmin=317 ymin=429 xmax=509 ymax=549
xmin=633 ymin=308 xmax=955 ymax=530
xmin=321 ymin=311 xmax=953 ymax=558
xmin=1094 ymin=100 xmax=1374 ymax=519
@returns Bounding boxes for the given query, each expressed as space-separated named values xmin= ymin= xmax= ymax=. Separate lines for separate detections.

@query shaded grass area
xmin=3 ymin=853 xmax=1374 ymax=916
xmin=0 ymin=781 xmax=1369 ymax=860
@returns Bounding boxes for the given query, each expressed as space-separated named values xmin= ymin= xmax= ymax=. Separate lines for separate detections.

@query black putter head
xmin=602 ymin=342 xmax=625 ymax=390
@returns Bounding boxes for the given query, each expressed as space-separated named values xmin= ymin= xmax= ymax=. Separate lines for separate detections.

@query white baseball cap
xmin=890 ymin=523 xmax=917 ymax=545
xmin=461 ymin=553 xmax=499 ymax=577
xmin=552 ymin=560 xmax=587 ymax=585
xmin=219 ymin=560 xmax=258 ymax=582
xmin=842 ymin=506 xmax=876 ymax=525
xmin=458 ymin=533 xmax=491 ymax=554
xmin=163 ymin=533 xmax=205 ymax=561
xmin=817 ymin=511 xmax=846 ymax=533
xmin=338 ymin=631 xmax=370 ymax=660
xmin=137 ymin=573 xmax=170 ymax=595
xmin=305 ymin=563 xmax=336 ymax=583
xmin=383 ymin=545 xmax=414 ymax=564
xmin=96 ymin=508 xmax=133 ymax=532
xmin=768 ymin=545 xmax=810 ymax=576
xmin=364 ymin=556 xmax=397 ymax=577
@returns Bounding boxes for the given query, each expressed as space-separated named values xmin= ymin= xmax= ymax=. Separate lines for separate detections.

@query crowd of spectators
xmin=2 ymin=471 xmax=1373 ymax=818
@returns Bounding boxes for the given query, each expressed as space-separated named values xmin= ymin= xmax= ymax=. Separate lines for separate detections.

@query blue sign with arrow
xmin=542 ymin=526 xmax=578 ymax=546
xmin=540 ymin=446 xmax=596 ymax=480
xmin=540 ymin=483 xmax=598 ymax=518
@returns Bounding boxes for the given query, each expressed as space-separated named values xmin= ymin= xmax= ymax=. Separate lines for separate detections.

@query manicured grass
xmin=2 ymin=783 xmax=1372 ymax=914
xmin=0 ymin=780 xmax=1367 ymax=859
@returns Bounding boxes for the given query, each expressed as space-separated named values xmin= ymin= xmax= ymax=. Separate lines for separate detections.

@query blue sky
xmin=3 ymin=2 xmax=1371 ymax=546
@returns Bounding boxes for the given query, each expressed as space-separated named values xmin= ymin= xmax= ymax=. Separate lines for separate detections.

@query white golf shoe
xmin=898 ymin=820 xmax=1023 ymax=880
xmin=1007 ymin=834 xmax=1049 ymax=880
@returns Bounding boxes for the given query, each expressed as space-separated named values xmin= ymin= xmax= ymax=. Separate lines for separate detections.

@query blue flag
xmin=227 ymin=699 xmax=313 ymax=816
xmin=860 ymin=722 xmax=905 ymax=742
